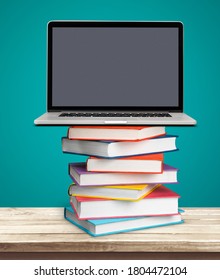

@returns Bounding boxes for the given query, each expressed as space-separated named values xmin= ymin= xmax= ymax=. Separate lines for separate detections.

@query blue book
xmin=62 ymin=135 xmax=178 ymax=158
xmin=64 ymin=206 xmax=183 ymax=237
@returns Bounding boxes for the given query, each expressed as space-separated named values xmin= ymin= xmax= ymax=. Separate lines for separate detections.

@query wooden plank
xmin=0 ymin=233 xmax=220 ymax=252
xmin=1 ymin=208 xmax=220 ymax=218
xmin=0 ymin=214 xmax=220 ymax=233
xmin=182 ymin=208 xmax=220 ymax=214
xmin=1 ymin=222 xmax=220 ymax=234
xmin=1 ymin=232 xmax=220 ymax=242
xmin=0 ymin=208 xmax=63 ymax=221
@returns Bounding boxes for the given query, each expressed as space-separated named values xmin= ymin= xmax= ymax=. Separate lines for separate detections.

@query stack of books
xmin=62 ymin=126 xmax=183 ymax=237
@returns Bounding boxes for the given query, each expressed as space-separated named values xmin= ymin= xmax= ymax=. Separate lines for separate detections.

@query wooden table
xmin=0 ymin=208 xmax=220 ymax=260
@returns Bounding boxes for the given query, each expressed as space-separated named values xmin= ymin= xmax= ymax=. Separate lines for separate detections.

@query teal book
xmin=64 ymin=206 xmax=183 ymax=237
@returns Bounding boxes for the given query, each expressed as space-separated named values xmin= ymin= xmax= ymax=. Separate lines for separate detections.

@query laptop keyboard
xmin=59 ymin=112 xmax=172 ymax=118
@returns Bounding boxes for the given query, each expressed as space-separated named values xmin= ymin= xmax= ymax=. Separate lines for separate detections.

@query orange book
xmin=87 ymin=154 xmax=164 ymax=173
xmin=68 ymin=125 xmax=166 ymax=141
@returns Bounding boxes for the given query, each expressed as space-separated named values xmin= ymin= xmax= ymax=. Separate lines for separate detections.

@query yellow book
xmin=68 ymin=183 xmax=160 ymax=201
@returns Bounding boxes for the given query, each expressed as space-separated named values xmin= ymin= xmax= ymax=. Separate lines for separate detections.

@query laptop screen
xmin=48 ymin=22 xmax=183 ymax=111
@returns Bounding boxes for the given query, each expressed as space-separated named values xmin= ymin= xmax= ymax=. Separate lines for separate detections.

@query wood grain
xmin=0 ymin=207 xmax=220 ymax=253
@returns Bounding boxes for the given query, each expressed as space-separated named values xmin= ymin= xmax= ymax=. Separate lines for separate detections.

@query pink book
xmin=70 ymin=185 xmax=180 ymax=220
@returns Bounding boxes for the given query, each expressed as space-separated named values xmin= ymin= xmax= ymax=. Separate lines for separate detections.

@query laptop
xmin=34 ymin=21 xmax=196 ymax=125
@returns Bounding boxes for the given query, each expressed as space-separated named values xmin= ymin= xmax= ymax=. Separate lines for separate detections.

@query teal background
xmin=0 ymin=0 xmax=219 ymax=207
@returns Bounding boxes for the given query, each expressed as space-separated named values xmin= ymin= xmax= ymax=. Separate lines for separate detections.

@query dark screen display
xmin=52 ymin=27 xmax=179 ymax=107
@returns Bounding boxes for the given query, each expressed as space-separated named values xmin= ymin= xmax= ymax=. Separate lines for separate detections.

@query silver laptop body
xmin=34 ymin=21 xmax=196 ymax=126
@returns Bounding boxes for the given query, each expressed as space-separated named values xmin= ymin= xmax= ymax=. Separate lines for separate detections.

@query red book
xmin=70 ymin=185 xmax=180 ymax=220
xmin=68 ymin=125 xmax=166 ymax=141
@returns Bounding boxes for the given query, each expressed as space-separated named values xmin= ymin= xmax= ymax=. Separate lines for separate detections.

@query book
xmin=64 ymin=206 xmax=183 ymax=237
xmin=68 ymin=183 xmax=160 ymax=201
xmin=68 ymin=125 xmax=166 ymax=141
xmin=62 ymin=135 xmax=177 ymax=158
xmin=69 ymin=162 xmax=178 ymax=186
xmin=87 ymin=154 xmax=164 ymax=173
xmin=70 ymin=185 xmax=180 ymax=219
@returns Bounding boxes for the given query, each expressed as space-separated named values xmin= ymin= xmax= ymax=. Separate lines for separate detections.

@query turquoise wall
xmin=0 ymin=0 xmax=219 ymax=207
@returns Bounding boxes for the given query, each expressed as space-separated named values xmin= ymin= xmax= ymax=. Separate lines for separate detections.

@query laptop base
xmin=34 ymin=112 xmax=197 ymax=126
